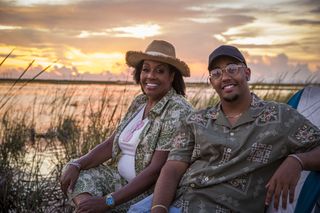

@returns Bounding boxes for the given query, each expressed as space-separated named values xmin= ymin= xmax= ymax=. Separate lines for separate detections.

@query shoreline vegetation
xmin=0 ymin=50 xmax=318 ymax=212
xmin=1 ymin=77 xmax=318 ymax=89
xmin=0 ymin=78 xmax=318 ymax=212
xmin=0 ymin=65 xmax=320 ymax=213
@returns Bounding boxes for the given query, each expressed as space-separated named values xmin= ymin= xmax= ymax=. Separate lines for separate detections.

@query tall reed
xmin=0 ymin=56 xmax=312 ymax=212
xmin=0 ymin=81 xmax=305 ymax=212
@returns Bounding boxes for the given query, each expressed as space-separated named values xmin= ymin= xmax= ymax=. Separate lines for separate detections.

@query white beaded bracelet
xmin=68 ymin=162 xmax=82 ymax=171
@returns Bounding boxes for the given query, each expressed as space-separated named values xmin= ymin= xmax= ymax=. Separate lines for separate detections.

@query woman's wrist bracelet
xmin=151 ymin=204 xmax=168 ymax=212
xmin=68 ymin=162 xmax=82 ymax=171
xmin=288 ymin=154 xmax=304 ymax=170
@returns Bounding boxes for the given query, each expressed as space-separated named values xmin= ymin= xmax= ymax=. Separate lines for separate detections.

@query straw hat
xmin=126 ymin=40 xmax=190 ymax=77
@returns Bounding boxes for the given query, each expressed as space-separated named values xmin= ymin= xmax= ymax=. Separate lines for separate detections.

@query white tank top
xmin=118 ymin=105 xmax=149 ymax=182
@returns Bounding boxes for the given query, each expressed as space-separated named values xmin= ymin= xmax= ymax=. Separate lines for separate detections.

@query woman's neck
xmin=143 ymin=100 xmax=157 ymax=119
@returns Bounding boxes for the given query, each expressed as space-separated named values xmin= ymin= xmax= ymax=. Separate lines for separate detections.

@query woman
xmin=60 ymin=40 xmax=193 ymax=212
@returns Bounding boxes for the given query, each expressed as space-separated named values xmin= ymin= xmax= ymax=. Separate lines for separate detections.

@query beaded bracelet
xmin=151 ymin=204 xmax=168 ymax=213
xmin=68 ymin=162 xmax=82 ymax=171
xmin=288 ymin=154 xmax=304 ymax=170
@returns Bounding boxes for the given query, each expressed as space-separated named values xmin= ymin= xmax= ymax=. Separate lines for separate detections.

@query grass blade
xmin=0 ymin=48 xmax=15 ymax=67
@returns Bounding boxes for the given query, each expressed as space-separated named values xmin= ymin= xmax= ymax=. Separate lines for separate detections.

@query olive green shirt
xmin=168 ymin=94 xmax=320 ymax=213
xmin=111 ymin=88 xmax=193 ymax=174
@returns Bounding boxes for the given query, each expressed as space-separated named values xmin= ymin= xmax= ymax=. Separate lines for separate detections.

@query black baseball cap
xmin=208 ymin=45 xmax=246 ymax=70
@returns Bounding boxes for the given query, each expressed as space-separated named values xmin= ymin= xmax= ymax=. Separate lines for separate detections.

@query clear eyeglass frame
xmin=209 ymin=64 xmax=245 ymax=80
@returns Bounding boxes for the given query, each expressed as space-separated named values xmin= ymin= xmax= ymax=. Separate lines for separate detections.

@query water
xmin=0 ymin=81 xmax=302 ymax=133
xmin=0 ymin=81 xmax=300 ymax=176
xmin=0 ymin=82 xmax=140 ymax=131
xmin=0 ymin=82 xmax=218 ymax=130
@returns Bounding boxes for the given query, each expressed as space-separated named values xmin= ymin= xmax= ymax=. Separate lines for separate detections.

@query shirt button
xmin=190 ymin=183 xmax=195 ymax=188
xmin=230 ymin=132 xmax=234 ymax=136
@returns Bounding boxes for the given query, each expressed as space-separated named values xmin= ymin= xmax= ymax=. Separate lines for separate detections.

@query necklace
xmin=123 ymin=105 xmax=146 ymax=142
xmin=123 ymin=120 xmax=145 ymax=142
xmin=225 ymin=113 xmax=242 ymax=118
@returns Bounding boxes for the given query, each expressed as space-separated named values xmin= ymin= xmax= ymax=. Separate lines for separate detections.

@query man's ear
xmin=207 ymin=76 xmax=211 ymax=84
xmin=245 ymin=68 xmax=251 ymax=81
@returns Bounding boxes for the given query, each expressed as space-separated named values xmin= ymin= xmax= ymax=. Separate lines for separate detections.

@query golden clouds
xmin=64 ymin=48 xmax=125 ymax=74
xmin=0 ymin=0 xmax=319 ymax=82
xmin=77 ymin=24 xmax=161 ymax=39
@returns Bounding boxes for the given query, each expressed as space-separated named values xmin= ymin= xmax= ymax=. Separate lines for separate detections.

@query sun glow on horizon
xmin=0 ymin=46 xmax=59 ymax=69
xmin=0 ymin=46 xmax=128 ymax=77
xmin=65 ymin=48 xmax=126 ymax=74
xmin=0 ymin=0 xmax=319 ymax=82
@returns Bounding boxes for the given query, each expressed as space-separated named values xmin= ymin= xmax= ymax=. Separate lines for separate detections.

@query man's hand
xmin=76 ymin=196 xmax=109 ymax=213
xmin=265 ymin=156 xmax=302 ymax=210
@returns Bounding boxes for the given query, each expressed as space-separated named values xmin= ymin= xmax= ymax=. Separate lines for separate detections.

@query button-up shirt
xmin=111 ymin=88 xmax=193 ymax=174
xmin=168 ymin=94 xmax=320 ymax=213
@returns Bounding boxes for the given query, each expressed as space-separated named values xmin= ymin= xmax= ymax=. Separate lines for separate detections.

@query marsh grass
xmin=0 ymin=80 xmax=303 ymax=212
xmin=0 ymin=80 xmax=139 ymax=212
xmin=0 ymin=51 xmax=311 ymax=212
xmin=188 ymin=82 xmax=300 ymax=109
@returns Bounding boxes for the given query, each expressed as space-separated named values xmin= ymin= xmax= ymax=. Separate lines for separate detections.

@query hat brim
xmin=126 ymin=51 xmax=190 ymax=77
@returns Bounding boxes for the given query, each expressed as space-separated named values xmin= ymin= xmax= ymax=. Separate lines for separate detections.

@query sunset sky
xmin=0 ymin=0 xmax=319 ymax=83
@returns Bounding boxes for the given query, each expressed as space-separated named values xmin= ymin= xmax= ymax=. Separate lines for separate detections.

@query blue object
xmin=287 ymin=89 xmax=304 ymax=109
xmin=287 ymin=88 xmax=320 ymax=213
xmin=295 ymin=172 xmax=320 ymax=213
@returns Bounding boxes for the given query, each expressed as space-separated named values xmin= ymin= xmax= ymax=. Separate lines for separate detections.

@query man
xmin=129 ymin=45 xmax=320 ymax=213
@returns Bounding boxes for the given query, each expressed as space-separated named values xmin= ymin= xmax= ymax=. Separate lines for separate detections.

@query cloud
xmin=1 ymin=51 xmax=319 ymax=84
xmin=234 ymin=43 xmax=298 ymax=49
xmin=310 ymin=7 xmax=320 ymax=13
xmin=77 ymin=24 xmax=162 ymax=39
xmin=290 ymin=19 xmax=320 ymax=25
xmin=0 ymin=0 xmax=197 ymax=30
xmin=0 ymin=64 xmax=132 ymax=81
xmin=0 ymin=0 xmax=319 ymax=83
xmin=248 ymin=53 xmax=320 ymax=83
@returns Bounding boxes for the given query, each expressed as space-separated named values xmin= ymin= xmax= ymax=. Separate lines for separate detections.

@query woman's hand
xmin=76 ymin=196 xmax=109 ymax=213
xmin=60 ymin=164 xmax=81 ymax=195
xmin=60 ymin=134 xmax=115 ymax=196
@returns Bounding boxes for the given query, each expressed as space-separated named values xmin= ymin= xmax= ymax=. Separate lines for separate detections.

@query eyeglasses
xmin=209 ymin=64 xmax=245 ymax=80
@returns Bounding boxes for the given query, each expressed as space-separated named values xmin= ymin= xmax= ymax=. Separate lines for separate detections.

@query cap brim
xmin=208 ymin=54 xmax=246 ymax=70
xmin=126 ymin=51 xmax=190 ymax=77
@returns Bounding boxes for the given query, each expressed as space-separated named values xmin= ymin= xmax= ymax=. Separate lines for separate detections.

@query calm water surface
xmin=0 ymin=82 xmax=299 ymax=176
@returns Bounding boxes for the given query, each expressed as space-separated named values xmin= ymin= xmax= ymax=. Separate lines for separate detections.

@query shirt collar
xmin=206 ymin=93 xmax=266 ymax=121
xmin=144 ymin=88 xmax=177 ymax=118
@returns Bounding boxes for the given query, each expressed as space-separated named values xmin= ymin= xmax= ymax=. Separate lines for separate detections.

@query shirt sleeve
xmin=284 ymin=105 xmax=320 ymax=153
xmin=167 ymin=117 xmax=196 ymax=163
xmin=155 ymin=102 xmax=193 ymax=151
